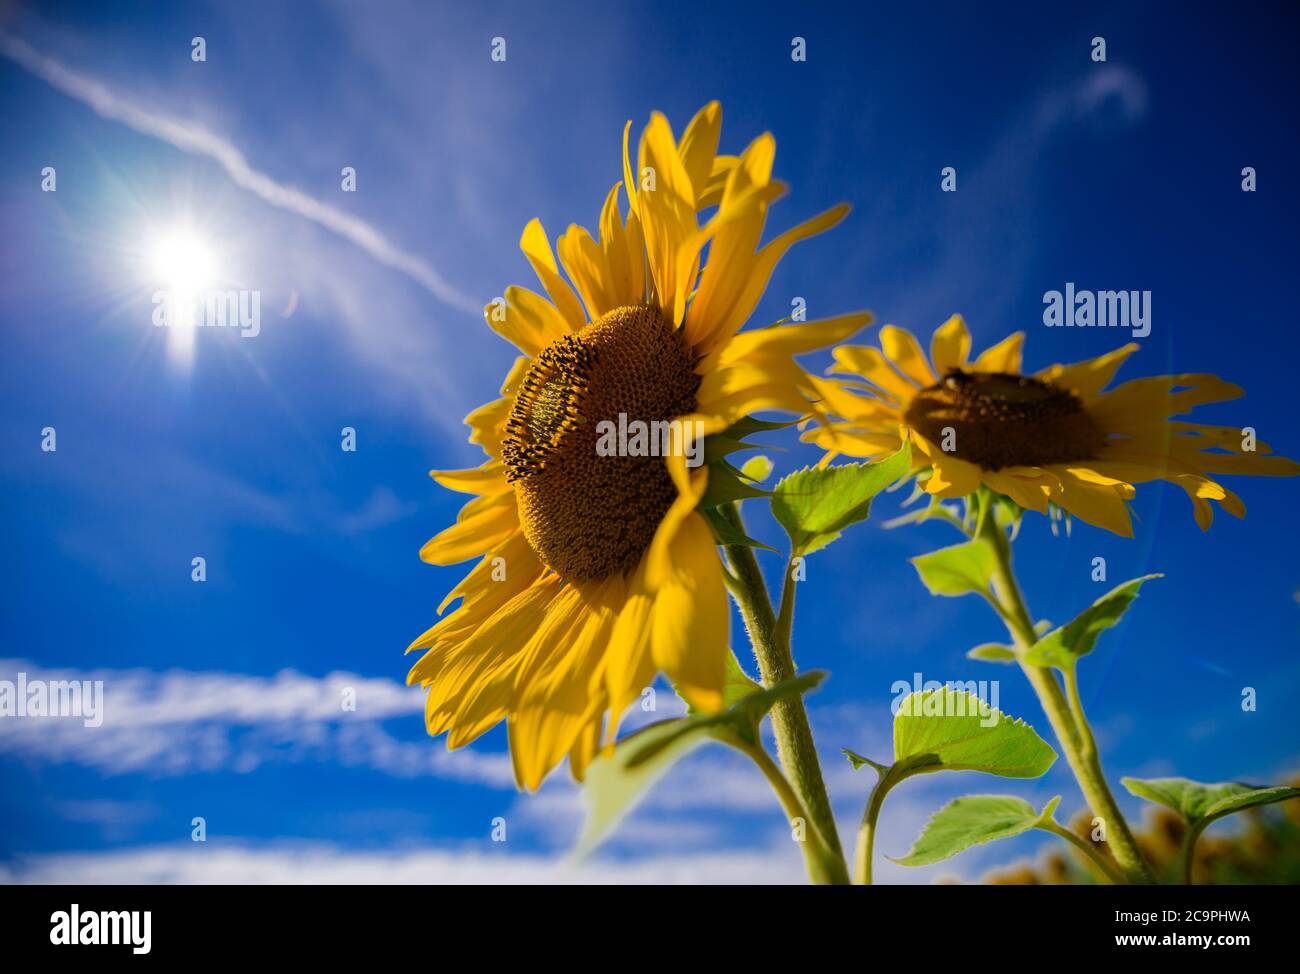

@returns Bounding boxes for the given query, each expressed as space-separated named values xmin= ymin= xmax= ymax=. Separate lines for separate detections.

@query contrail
xmin=0 ymin=33 xmax=481 ymax=315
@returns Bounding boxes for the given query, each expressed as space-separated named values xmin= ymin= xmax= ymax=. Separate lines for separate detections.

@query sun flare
xmin=148 ymin=230 xmax=217 ymax=296
xmin=145 ymin=227 xmax=220 ymax=366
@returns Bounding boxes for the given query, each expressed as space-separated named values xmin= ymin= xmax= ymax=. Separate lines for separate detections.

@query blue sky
xmin=1 ymin=0 xmax=1297 ymax=883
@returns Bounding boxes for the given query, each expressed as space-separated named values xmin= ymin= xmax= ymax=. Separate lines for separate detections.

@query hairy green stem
xmin=1063 ymin=668 xmax=1101 ymax=766
xmin=1038 ymin=819 xmax=1127 ymax=885
xmin=739 ymin=740 xmax=839 ymax=884
xmin=1181 ymin=822 xmax=1207 ymax=885
xmin=721 ymin=502 xmax=850 ymax=885
xmin=978 ymin=513 xmax=1155 ymax=884
xmin=853 ymin=767 xmax=897 ymax=885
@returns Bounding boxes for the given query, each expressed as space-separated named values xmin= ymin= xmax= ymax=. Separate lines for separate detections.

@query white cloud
xmin=0 ymin=841 xmax=809 ymax=885
xmin=0 ymin=660 xmax=1015 ymax=881
xmin=0 ymin=659 xmax=510 ymax=787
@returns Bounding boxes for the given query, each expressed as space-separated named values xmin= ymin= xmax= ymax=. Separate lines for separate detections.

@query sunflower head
xmin=503 ymin=304 xmax=701 ymax=582
xmin=904 ymin=368 xmax=1106 ymax=471
xmin=807 ymin=316 xmax=1299 ymax=536
xmin=408 ymin=103 xmax=872 ymax=789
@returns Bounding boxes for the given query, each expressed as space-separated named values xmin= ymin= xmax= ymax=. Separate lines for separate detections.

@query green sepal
xmin=701 ymin=505 xmax=778 ymax=552
xmin=967 ymin=643 xmax=1017 ymax=664
xmin=699 ymin=459 xmax=771 ymax=509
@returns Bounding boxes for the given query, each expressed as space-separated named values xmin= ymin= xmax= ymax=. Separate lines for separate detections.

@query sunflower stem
xmin=737 ymin=740 xmax=840 ymax=885
xmin=852 ymin=765 xmax=898 ymax=885
xmin=720 ymin=502 xmax=850 ymax=885
xmin=1180 ymin=820 xmax=1209 ymax=885
xmin=1037 ymin=818 xmax=1126 ymax=885
xmin=1063 ymin=667 xmax=1100 ymax=766
xmin=976 ymin=508 xmax=1156 ymax=885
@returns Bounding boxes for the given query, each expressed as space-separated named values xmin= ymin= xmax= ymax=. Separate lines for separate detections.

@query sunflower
xmin=408 ymin=103 xmax=871 ymax=790
xmin=805 ymin=316 xmax=1298 ymax=535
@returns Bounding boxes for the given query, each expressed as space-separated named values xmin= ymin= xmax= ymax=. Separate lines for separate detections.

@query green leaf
xmin=894 ymin=794 xmax=1060 ymax=866
xmin=771 ymin=443 xmax=911 ymax=555
xmin=575 ymin=719 xmax=709 ymax=857
xmin=686 ymin=668 xmax=825 ymax=743
xmin=1121 ymin=777 xmax=1300 ymax=829
xmin=967 ymin=643 xmax=1017 ymax=664
xmin=577 ymin=671 xmax=826 ymax=855
xmin=892 ymin=689 xmax=1057 ymax=778
xmin=726 ymin=671 xmax=826 ymax=730
xmin=910 ymin=538 xmax=995 ymax=598
xmin=1024 ymin=574 xmax=1162 ymax=670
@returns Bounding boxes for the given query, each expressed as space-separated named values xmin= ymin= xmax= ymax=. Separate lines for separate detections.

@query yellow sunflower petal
xmin=925 ymin=452 xmax=984 ymax=498
xmin=806 ymin=374 xmax=899 ymax=422
xmin=419 ymin=494 xmax=519 ymax=565
xmin=603 ymin=560 xmax=658 ymax=737
xmin=1045 ymin=468 xmax=1135 ymax=537
xmin=598 ymin=183 xmax=644 ymax=307
xmin=649 ymin=511 xmax=727 ymax=713
xmin=802 ymin=424 xmax=904 ymax=460
xmin=430 ymin=462 xmax=508 ymax=495
xmin=697 ymin=154 xmax=739 ymax=209
xmin=929 ymin=315 xmax=972 ymax=375
xmin=879 ymin=325 xmax=936 ymax=387
xmin=982 ymin=468 xmax=1052 ymax=513
xmin=520 ymin=218 xmax=587 ymax=330
xmin=645 ymin=457 xmax=710 ymax=587
xmin=830 ymin=345 xmax=918 ymax=403
xmin=717 ymin=313 xmax=874 ymax=368
xmin=557 ymin=223 xmax=616 ymax=321
xmin=677 ymin=101 xmax=722 ymax=207
xmin=432 ymin=529 xmax=542 ymax=617
xmin=417 ymin=577 xmax=562 ymax=734
xmin=681 ymin=134 xmax=783 ymax=351
xmin=1191 ymin=452 xmax=1300 ymax=478
xmin=706 ymin=203 xmax=850 ymax=355
xmin=510 ymin=578 xmax=622 ymax=789
xmin=622 ymin=120 xmax=637 ymax=215
xmin=453 ymin=582 xmax=586 ymax=753
xmin=483 ymin=298 xmax=541 ymax=357
xmin=568 ymin=716 xmax=604 ymax=782
xmin=971 ymin=331 xmax=1024 ymax=374
xmin=637 ymin=112 xmax=701 ymax=323
xmin=464 ymin=399 xmax=510 ymax=459
xmin=1037 ymin=343 xmax=1138 ymax=402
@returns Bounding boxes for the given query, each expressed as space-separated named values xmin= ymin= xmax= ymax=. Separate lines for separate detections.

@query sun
xmin=148 ymin=230 xmax=217 ymax=296
xmin=145 ymin=227 xmax=220 ymax=366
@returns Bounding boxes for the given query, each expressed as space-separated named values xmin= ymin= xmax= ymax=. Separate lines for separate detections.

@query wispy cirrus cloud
xmin=0 ymin=33 xmax=480 ymax=316
xmin=0 ymin=659 xmax=512 ymax=788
